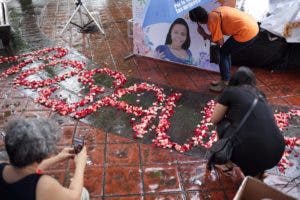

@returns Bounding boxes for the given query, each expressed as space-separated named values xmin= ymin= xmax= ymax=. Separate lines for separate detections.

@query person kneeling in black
xmin=210 ymin=67 xmax=285 ymax=178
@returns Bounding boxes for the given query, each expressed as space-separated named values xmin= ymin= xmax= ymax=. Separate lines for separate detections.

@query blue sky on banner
xmin=142 ymin=0 xmax=211 ymax=28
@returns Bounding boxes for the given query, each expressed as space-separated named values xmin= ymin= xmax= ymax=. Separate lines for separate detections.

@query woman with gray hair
xmin=0 ymin=118 xmax=88 ymax=200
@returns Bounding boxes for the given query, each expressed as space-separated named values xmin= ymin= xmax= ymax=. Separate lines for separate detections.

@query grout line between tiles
xmin=138 ymin=143 xmax=145 ymax=198
xmin=101 ymin=131 xmax=108 ymax=198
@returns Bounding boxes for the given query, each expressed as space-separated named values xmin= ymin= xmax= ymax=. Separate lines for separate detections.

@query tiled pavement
xmin=0 ymin=92 xmax=244 ymax=199
xmin=0 ymin=0 xmax=299 ymax=199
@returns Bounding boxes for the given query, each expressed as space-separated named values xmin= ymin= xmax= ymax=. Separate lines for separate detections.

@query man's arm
xmin=197 ymin=25 xmax=211 ymax=41
xmin=198 ymin=25 xmax=225 ymax=46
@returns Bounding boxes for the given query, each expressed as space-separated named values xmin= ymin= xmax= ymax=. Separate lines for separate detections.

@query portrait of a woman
xmin=155 ymin=18 xmax=193 ymax=65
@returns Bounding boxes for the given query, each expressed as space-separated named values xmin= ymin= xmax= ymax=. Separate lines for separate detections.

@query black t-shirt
xmin=218 ymin=86 xmax=275 ymax=131
xmin=217 ymin=86 xmax=285 ymax=176
xmin=0 ymin=163 xmax=42 ymax=200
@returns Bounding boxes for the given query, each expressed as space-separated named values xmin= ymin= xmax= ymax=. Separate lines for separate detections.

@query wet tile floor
xmin=0 ymin=0 xmax=299 ymax=199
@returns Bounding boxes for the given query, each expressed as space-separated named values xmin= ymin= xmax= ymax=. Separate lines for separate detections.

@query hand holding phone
xmin=73 ymin=137 xmax=84 ymax=154
xmin=74 ymin=146 xmax=87 ymax=168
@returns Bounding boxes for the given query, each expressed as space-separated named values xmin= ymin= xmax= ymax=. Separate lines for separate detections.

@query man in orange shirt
xmin=189 ymin=6 xmax=259 ymax=92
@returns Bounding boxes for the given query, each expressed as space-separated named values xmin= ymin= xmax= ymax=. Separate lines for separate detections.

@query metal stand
xmin=60 ymin=0 xmax=105 ymax=35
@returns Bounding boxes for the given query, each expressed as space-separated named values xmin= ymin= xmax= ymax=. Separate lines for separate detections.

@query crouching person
xmin=210 ymin=67 xmax=285 ymax=179
xmin=0 ymin=118 xmax=89 ymax=200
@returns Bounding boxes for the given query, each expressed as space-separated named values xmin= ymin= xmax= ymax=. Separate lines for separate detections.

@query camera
xmin=73 ymin=137 xmax=84 ymax=154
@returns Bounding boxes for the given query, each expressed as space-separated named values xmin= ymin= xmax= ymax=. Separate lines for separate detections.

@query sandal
xmin=214 ymin=163 xmax=233 ymax=173
xmin=209 ymin=81 xmax=229 ymax=92
xmin=210 ymin=80 xmax=221 ymax=86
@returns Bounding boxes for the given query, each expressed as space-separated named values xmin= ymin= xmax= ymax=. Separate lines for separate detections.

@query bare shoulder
xmin=37 ymin=174 xmax=60 ymax=185
xmin=36 ymin=175 xmax=78 ymax=200
xmin=36 ymin=175 xmax=64 ymax=200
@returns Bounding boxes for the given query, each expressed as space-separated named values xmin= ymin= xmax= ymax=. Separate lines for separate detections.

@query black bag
xmin=207 ymin=137 xmax=234 ymax=170
xmin=210 ymin=44 xmax=220 ymax=64
xmin=207 ymin=98 xmax=258 ymax=170
xmin=216 ymin=118 xmax=231 ymax=139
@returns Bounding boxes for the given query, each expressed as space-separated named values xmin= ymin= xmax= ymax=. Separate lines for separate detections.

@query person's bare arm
xmin=37 ymin=176 xmax=80 ymax=200
xmin=36 ymin=147 xmax=87 ymax=200
xmin=197 ymin=25 xmax=212 ymax=41
xmin=211 ymin=103 xmax=228 ymax=124
xmin=68 ymin=146 xmax=87 ymax=195
xmin=38 ymin=147 xmax=75 ymax=171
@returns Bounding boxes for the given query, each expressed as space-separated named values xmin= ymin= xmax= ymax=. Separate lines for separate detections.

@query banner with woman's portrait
xmin=132 ymin=0 xmax=231 ymax=72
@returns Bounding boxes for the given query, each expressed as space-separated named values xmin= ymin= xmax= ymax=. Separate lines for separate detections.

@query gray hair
xmin=4 ymin=118 xmax=60 ymax=167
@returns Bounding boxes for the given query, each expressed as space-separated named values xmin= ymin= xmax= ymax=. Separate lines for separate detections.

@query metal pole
xmin=60 ymin=0 xmax=105 ymax=35
xmin=60 ymin=4 xmax=81 ymax=35
xmin=81 ymin=3 xmax=105 ymax=35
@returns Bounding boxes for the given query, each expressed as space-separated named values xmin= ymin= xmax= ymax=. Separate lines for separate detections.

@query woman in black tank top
xmin=0 ymin=118 xmax=88 ymax=200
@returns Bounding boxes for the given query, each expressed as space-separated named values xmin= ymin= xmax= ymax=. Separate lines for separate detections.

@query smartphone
xmin=73 ymin=137 xmax=84 ymax=154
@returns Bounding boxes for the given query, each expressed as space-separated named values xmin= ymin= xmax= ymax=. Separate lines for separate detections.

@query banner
xmin=133 ymin=0 xmax=224 ymax=72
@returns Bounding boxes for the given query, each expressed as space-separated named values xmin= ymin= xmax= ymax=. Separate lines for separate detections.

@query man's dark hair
xmin=189 ymin=6 xmax=208 ymax=24
xmin=165 ymin=18 xmax=191 ymax=50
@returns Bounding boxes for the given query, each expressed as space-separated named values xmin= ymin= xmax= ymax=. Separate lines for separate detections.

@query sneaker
xmin=210 ymin=80 xmax=221 ymax=86
xmin=209 ymin=81 xmax=228 ymax=92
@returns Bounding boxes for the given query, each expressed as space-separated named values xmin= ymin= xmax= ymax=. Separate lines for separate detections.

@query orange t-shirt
xmin=207 ymin=6 xmax=259 ymax=43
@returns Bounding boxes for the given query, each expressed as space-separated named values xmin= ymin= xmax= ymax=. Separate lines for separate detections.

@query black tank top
xmin=0 ymin=163 xmax=42 ymax=200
